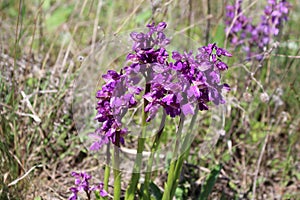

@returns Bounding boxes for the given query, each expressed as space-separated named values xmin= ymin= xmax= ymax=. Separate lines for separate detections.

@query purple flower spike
xmin=93 ymin=22 xmax=231 ymax=151
xmin=225 ymin=0 xmax=290 ymax=60
xmin=68 ymin=172 xmax=108 ymax=200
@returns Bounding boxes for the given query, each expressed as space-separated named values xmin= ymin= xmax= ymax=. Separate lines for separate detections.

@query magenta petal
xmin=191 ymin=85 xmax=200 ymax=98
xmin=100 ymin=189 xmax=108 ymax=197
xmin=89 ymin=142 xmax=101 ymax=151
xmin=182 ymin=103 xmax=194 ymax=116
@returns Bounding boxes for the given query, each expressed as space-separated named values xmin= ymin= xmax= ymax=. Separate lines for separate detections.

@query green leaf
xmin=199 ymin=164 xmax=222 ymax=200
xmin=45 ymin=5 xmax=74 ymax=32
xmin=42 ymin=0 xmax=51 ymax=10
xmin=136 ymin=9 xmax=152 ymax=25
xmin=175 ymin=187 xmax=184 ymax=200
xmin=95 ymin=190 xmax=101 ymax=200
xmin=212 ymin=24 xmax=225 ymax=46
xmin=149 ymin=181 xmax=163 ymax=200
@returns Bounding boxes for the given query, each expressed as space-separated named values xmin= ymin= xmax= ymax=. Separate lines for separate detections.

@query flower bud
xmin=243 ymin=92 xmax=253 ymax=102
xmin=260 ymin=92 xmax=269 ymax=103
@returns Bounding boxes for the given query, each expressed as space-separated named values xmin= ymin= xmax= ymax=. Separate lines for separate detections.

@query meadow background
xmin=0 ymin=0 xmax=299 ymax=199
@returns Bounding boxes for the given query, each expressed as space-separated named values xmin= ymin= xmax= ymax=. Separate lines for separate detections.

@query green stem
xmin=85 ymin=190 xmax=91 ymax=200
xmin=162 ymin=161 xmax=175 ymax=200
xmin=162 ymin=108 xmax=199 ymax=200
xmin=101 ymin=143 xmax=111 ymax=200
xmin=113 ymin=132 xmax=121 ymax=200
xmin=162 ymin=114 xmax=185 ymax=200
xmin=125 ymin=85 xmax=150 ymax=200
xmin=169 ymin=150 xmax=189 ymax=198
xmin=169 ymin=109 xmax=199 ymax=198
xmin=125 ymin=117 xmax=147 ymax=200
xmin=143 ymin=111 xmax=167 ymax=199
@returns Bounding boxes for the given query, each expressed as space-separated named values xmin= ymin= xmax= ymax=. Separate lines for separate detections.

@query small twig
xmin=251 ymin=133 xmax=269 ymax=200
xmin=46 ymin=185 xmax=66 ymax=200
xmin=15 ymin=111 xmax=41 ymax=123
xmin=27 ymin=89 xmax=58 ymax=99
xmin=13 ymin=0 xmax=23 ymax=86
xmin=91 ymin=0 xmax=103 ymax=54
xmin=126 ymin=101 xmax=143 ymax=126
xmin=187 ymin=0 xmax=193 ymax=46
xmin=173 ymin=15 xmax=213 ymax=36
xmin=268 ymin=48 xmax=300 ymax=104
xmin=242 ymin=144 xmax=247 ymax=192
xmin=8 ymin=164 xmax=43 ymax=187
xmin=29 ymin=0 xmax=45 ymax=56
xmin=20 ymin=91 xmax=41 ymax=123
xmin=80 ymin=0 xmax=89 ymax=16
xmin=8 ymin=150 xmax=26 ymax=173
xmin=150 ymin=0 xmax=155 ymax=22
xmin=273 ymin=54 xmax=300 ymax=59
xmin=163 ymin=0 xmax=175 ymax=7
xmin=205 ymin=0 xmax=211 ymax=44
xmin=237 ymin=64 xmax=265 ymax=92
xmin=229 ymin=97 xmax=247 ymax=113
xmin=114 ymin=0 xmax=145 ymax=35
xmin=0 ymin=102 xmax=13 ymax=109
xmin=199 ymin=166 xmax=210 ymax=173
xmin=33 ymin=34 xmax=57 ymax=108
xmin=120 ymin=146 xmax=165 ymax=159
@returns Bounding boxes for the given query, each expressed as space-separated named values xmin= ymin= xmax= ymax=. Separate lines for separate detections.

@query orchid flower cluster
xmin=225 ymin=0 xmax=290 ymax=60
xmin=68 ymin=22 xmax=231 ymax=199
xmin=90 ymin=22 xmax=231 ymax=151
xmin=68 ymin=172 xmax=107 ymax=200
